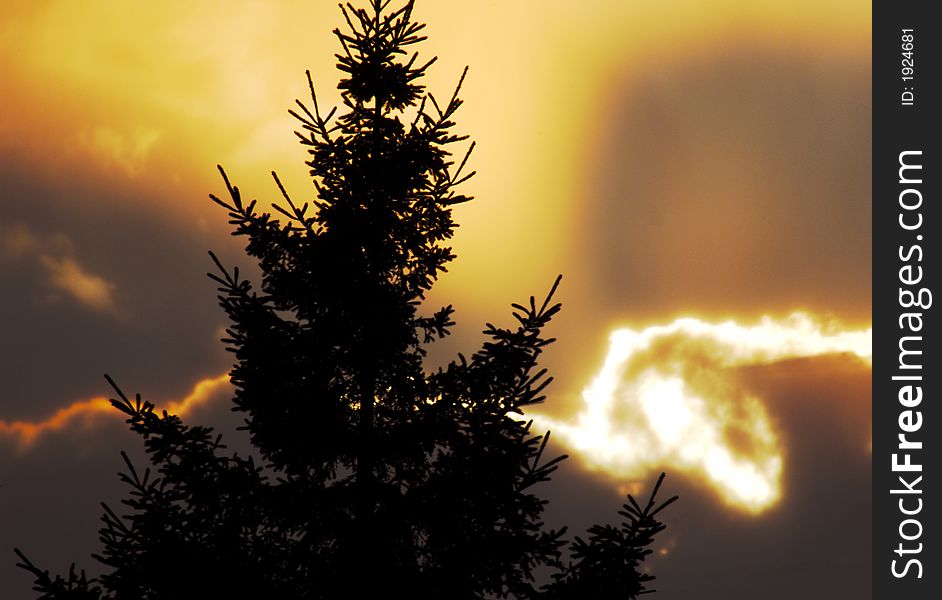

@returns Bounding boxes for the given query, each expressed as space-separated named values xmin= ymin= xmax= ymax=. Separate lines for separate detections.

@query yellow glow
xmin=529 ymin=313 xmax=871 ymax=513
xmin=0 ymin=373 xmax=230 ymax=449
xmin=0 ymin=0 xmax=871 ymax=313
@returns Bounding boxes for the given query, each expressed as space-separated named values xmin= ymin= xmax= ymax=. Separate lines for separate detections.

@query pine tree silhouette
xmin=15 ymin=2 xmax=675 ymax=598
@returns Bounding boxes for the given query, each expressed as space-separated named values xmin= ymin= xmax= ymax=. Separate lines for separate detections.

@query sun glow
xmin=530 ymin=313 xmax=871 ymax=513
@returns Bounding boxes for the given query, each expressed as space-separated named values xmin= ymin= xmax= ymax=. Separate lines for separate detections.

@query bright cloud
xmin=529 ymin=313 xmax=871 ymax=514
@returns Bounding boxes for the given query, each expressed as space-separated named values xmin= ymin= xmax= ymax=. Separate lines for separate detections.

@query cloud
xmin=0 ymin=223 xmax=119 ymax=315
xmin=0 ymin=372 xmax=230 ymax=449
xmin=529 ymin=313 xmax=871 ymax=513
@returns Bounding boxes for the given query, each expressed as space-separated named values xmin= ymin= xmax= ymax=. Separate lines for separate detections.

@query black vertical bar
xmin=873 ymin=1 xmax=938 ymax=598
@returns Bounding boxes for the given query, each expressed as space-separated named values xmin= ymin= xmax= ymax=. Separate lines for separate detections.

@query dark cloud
xmin=573 ymin=48 xmax=870 ymax=326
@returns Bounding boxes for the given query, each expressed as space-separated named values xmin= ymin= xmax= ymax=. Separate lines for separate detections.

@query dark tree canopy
xmin=16 ymin=2 xmax=675 ymax=598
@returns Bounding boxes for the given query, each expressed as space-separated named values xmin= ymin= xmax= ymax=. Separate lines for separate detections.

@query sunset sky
xmin=1 ymin=1 xmax=871 ymax=597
